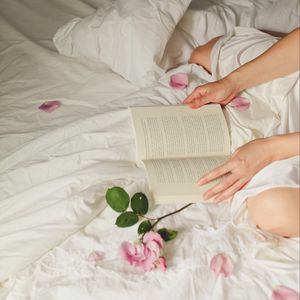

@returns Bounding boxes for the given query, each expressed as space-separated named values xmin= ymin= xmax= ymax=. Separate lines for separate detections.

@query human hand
xmin=198 ymin=138 xmax=275 ymax=202
xmin=183 ymin=77 xmax=239 ymax=109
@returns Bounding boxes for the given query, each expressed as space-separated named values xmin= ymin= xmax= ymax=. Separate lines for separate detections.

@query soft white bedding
xmin=53 ymin=0 xmax=192 ymax=87
xmin=0 ymin=0 xmax=299 ymax=299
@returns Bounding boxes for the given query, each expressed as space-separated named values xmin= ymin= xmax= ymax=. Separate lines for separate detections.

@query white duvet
xmin=0 ymin=0 xmax=299 ymax=299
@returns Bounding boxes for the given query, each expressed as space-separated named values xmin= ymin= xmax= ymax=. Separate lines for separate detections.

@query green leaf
xmin=131 ymin=192 xmax=148 ymax=215
xmin=106 ymin=186 xmax=129 ymax=212
xmin=138 ymin=220 xmax=152 ymax=235
xmin=157 ymin=228 xmax=178 ymax=242
xmin=116 ymin=212 xmax=139 ymax=227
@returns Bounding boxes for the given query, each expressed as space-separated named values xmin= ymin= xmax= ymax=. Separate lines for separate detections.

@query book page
xmin=129 ymin=105 xmax=230 ymax=161
xmin=143 ymin=156 xmax=229 ymax=204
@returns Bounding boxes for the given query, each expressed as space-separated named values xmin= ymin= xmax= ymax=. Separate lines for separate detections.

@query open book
xmin=129 ymin=105 xmax=231 ymax=204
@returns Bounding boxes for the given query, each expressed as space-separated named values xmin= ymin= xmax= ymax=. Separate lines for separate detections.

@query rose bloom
xmin=119 ymin=231 xmax=167 ymax=272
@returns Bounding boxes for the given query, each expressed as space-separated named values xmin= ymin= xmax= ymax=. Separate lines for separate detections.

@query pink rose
xmin=119 ymin=231 xmax=166 ymax=272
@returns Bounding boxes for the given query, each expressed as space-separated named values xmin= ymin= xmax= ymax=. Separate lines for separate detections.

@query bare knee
xmin=189 ymin=36 xmax=221 ymax=73
xmin=247 ymin=188 xmax=300 ymax=237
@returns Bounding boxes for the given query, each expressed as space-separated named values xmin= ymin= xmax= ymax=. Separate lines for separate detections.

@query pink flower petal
xmin=210 ymin=253 xmax=234 ymax=277
xmin=119 ymin=241 xmax=137 ymax=263
xmin=169 ymin=73 xmax=189 ymax=90
xmin=143 ymin=231 xmax=164 ymax=249
xmin=38 ymin=100 xmax=61 ymax=112
xmin=228 ymin=96 xmax=250 ymax=112
xmin=272 ymin=285 xmax=299 ymax=300
xmin=87 ymin=250 xmax=105 ymax=265
xmin=156 ymin=256 xmax=167 ymax=272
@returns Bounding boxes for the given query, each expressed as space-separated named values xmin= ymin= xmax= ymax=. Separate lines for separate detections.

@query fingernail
xmin=197 ymin=179 xmax=204 ymax=186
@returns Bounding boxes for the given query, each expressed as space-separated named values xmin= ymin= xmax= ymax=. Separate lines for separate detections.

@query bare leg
xmin=247 ymin=187 xmax=300 ymax=237
xmin=188 ymin=36 xmax=222 ymax=73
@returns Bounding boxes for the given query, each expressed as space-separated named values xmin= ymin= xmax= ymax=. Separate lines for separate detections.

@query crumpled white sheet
xmin=5 ymin=205 xmax=297 ymax=300
xmin=0 ymin=0 xmax=137 ymax=286
xmin=2 ymin=62 xmax=299 ymax=300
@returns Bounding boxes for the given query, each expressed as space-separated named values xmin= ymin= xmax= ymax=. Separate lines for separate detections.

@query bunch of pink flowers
xmin=120 ymin=231 xmax=167 ymax=272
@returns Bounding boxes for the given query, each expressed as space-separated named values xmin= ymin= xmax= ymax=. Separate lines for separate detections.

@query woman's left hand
xmin=198 ymin=138 xmax=275 ymax=202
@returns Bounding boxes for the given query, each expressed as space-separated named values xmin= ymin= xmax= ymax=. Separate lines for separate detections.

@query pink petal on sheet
xmin=272 ymin=285 xmax=299 ymax=300
xmin=169 ymin=73 xmax=189 ymax=90
xmin=87 ymin=250 xmax=105 ymax=265
xmin=38 ymin=100 xmax=61 ymax=112
xmin=210 ymin=253 xmax=234 ymax=277
xmin=228 ymin=96 xmax=250 ymax=112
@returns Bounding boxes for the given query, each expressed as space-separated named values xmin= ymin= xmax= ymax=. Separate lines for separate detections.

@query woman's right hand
xmin=198 ymin=132 xmax=300 ymax=202
xmin=197 ymin=137 xmax=275 ymax=202
xmin=183 ymin=76 xmax=240 ymax=109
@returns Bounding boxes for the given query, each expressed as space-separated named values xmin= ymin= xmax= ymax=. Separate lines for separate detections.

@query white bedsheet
xmin=0 ymin=0 xmax=138 ymax=288
xmin=0 ymin=0 xmax=299 ymax=299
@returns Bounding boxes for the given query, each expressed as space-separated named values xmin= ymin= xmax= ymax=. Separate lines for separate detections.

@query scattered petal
xmin=169 ymin=73 xmax=189 ymax=90
xmin=210 ymin=253 xmax=234 ymax=277
xmin=228 ymin=96 xmax=250 ymax=111
xmin=272 ymin=285 xmax=299 ymax=300
xmin=38 ymin=100 xmax=61 ymax=112
xmin=87 ymin=250 xmax=105 ymax=265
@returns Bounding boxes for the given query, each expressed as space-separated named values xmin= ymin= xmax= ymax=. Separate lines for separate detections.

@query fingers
xmin=202 ymin=173 xmax=237 ymax=200
xmin=213 ymin=178 xmax=249 ymax=202
xmin=198 ymin=160 xmax=250 ymax=203
xmin=182 ymin=88 xmax=198 ymax=104
xmin=183 ymin=87 xmax=210 ymax=109
xmin=198 ymin=162 xmax=231 ymax=186
xmin=202 ymin=177 xmax=249 ymax=203
xmin=183 ymin=79 xmax=238 ymax=109
xmin=189 ymin=99 xmax=204 ymax=109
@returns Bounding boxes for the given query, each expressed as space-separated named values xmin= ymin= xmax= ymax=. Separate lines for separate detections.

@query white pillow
xmin=53 ymin=0 xmax=191 ymax=87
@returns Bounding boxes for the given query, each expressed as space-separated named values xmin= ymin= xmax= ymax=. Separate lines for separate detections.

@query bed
xmin=0 ymin=0 xmax=299 ymax=299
